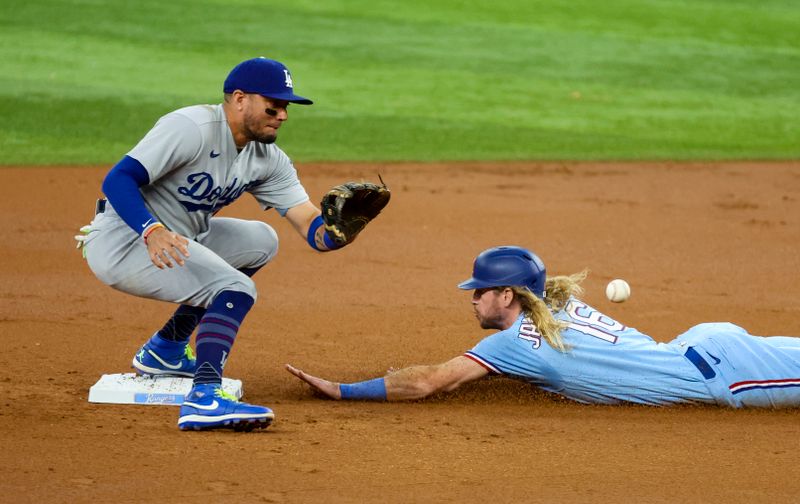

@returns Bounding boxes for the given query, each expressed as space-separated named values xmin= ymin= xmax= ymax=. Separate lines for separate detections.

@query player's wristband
xmin=306 ymin=215 xmax=339 ymax=251
xmin=142 ymin=222 xmax=165 ymax=244
xmin=339 ymin=378 xmax=387 ymax=401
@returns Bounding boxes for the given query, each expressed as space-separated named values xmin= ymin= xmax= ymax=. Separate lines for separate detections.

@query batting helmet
xmin=457 ymin=246 xmax=547 ymax=299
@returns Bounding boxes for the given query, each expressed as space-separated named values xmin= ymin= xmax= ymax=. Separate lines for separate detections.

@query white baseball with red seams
xmin=606 ymin=279 xmax=631 ymax=303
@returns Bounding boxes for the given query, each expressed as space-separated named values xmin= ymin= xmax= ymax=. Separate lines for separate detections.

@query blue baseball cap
xmin=223 ymin=57 xmax=313 ymax=105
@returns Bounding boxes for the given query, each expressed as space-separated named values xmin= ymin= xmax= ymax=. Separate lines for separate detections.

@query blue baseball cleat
xmin=132 ymin=338 xmax=196 ymax=378
xmin=178 ymin=384 xmax=274 ymax=432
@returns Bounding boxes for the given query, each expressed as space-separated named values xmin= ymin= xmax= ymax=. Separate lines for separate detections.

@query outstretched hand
xmin=285 ymin=364 xmax=342 ymax=400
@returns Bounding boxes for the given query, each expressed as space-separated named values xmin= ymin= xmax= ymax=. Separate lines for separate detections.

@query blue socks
xmin=193 ymin=290 xmax=255 ymax=386
xmin=157 ymin=305 xmax=207 ymax=343
xmin=155 ymin=266 xmax=263 ymax=344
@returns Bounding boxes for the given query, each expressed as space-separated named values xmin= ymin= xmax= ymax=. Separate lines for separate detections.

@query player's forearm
xmin=287 ymin=363 xmax=452 ymax=401
xmin=330 ymin=359 xmax=484 ymax=401
xmin=102 ymin=155 xmax=160 ymax=237
xmin=285 ymin=202 xmax=340 ymax=252
xmin=333 ymin=366 xmax=438 ymax=401
xmin=383 ymin=366 xmax=442 ymax=400
xmin=336 ymin=372 xmax=432 ymax=401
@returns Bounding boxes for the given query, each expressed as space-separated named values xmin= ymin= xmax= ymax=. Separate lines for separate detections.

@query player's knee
xmin=249 ymin=222 xmax=279 ymax=268
xmin=260 ymin=222 xmax=280 ymax=263
xmin=215 ymin=273 xmax=258 ymax=303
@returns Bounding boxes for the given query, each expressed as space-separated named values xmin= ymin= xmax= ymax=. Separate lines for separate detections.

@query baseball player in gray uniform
xmin=79 ymin=57 xmax=383 ymax=431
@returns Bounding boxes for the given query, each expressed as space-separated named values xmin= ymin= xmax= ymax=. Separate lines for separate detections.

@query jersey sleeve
xmin=127 ymin=113 xmax=203 ymax=183
xmin=464 ymin=323 xmax=557 ymax=386
xmin=464 ymin=332 xmax=515 ymax=375
xmin=247 ymin=148 xmax=310 ymax=211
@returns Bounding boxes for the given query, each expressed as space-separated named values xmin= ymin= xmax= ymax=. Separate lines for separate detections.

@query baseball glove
xmin=321 ymin=178 xmax=391 ymax=247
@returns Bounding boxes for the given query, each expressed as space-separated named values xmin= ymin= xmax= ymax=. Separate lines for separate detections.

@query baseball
xmin=605 ymin=279 xmax=631 ymax=303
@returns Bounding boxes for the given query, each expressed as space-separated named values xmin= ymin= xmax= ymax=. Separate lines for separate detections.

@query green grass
xmin=1 ymin=0 xmax=798 ymax=163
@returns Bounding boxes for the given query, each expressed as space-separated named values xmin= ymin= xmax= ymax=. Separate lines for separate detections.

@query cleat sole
xmin=178 ymin=416 xmax=273 ymax=432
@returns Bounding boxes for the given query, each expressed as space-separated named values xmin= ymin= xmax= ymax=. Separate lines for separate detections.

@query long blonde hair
xmin=510 ymin=270 xmax=587 ymax=353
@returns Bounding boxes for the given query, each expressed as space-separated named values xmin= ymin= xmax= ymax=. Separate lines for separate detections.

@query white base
xmin=88 ymin=373 xmax=243 ymax=406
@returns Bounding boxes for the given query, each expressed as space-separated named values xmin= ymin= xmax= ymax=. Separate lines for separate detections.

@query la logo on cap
xmin=223 ymin=57 xmax=313 ymax=105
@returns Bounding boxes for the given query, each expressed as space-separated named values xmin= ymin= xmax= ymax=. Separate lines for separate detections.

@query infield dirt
xmin=1 ymin=162 xmax=799 ymax=503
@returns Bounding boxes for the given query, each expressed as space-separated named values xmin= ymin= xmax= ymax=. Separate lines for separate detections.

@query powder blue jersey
xmin=465 ymin=297 xmax=800 ymax=407
xmin=465 ymin=297 xmax=717 ymax=406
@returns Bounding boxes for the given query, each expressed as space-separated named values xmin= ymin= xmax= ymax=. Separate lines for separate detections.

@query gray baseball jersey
xmin=83 ymin=104 xmax=308 ymax=307
xmin=129 ymin=104 xmax=309 ymax=239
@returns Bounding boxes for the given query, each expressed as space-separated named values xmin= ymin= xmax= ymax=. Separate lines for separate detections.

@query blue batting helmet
xmin=457 ymin=246 xmax=547 ymax=299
